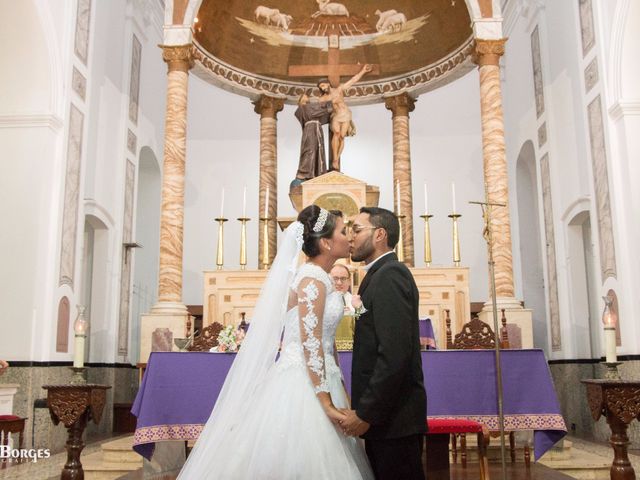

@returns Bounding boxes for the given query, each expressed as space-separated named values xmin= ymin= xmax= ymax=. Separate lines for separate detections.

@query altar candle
xmin=604 ymin=328 xmax=617 ymax=363
xmin=219 ymin=189 xmax=225 ymax=218
xmin=396 ymin=180 xmax=401 ymax=216
xmin=242 ymin=186 xmax=247 ymax=218
xmin=451 ymin=182 xmax=457 ymax=213
xmin=73 ymin=334 xmax=84 ymax=369
xmin=264 ymin=186 xmax=270 ymax=218
xmin=424 ymin=182 xmax=429 ymax=214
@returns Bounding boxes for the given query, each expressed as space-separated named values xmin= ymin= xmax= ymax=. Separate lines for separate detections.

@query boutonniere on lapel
xmin=351 ymin=294 xmax=368 ymax=320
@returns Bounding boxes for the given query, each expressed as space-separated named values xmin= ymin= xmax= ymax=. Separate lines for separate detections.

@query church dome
xmin=192 ymin=0 xmax=475 ymax=104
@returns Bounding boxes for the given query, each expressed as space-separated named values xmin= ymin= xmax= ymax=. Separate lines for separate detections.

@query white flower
xmin=351 ymin=294 xmax=368 ymax=319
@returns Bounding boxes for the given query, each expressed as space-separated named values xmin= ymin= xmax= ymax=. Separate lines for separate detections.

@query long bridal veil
xmin=177 ymin=222 xmax=304 ymax=478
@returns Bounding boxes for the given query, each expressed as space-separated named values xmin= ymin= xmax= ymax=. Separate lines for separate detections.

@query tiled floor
xmin=0 ymin=436 xmax=117 ymax=480
xmin=568 ymin=435 xmax=640 ymax=471
xmin=1 ymin=435 xmax=638 ymax=479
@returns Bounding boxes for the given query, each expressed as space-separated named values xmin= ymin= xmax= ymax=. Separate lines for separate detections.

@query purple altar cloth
xmin=419 ymin=318 xmax=436 ymax=349
xmin=132 ymin=349 xmax=565 ymax=461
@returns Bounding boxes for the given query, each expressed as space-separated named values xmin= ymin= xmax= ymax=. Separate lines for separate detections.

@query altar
xmin=203 ymin=265 xmax=470 ymax=350
xmin=132 ymin=350 xmax=567 ymax=464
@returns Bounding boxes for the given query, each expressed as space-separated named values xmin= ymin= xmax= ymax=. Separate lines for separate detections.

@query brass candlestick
xmin=214 ymin=218 xmax=228 ymax=270
xmin=260 ymin=217 xmax=271 ymax=269
xmin=237 ymin=217 xmax=250 ymax=270
xmin=448 ymin=214 xmax=461 ymax=267
xmin=396 ymin=214 xmax=405 ymax=262
xmin=420 ymin=214 xmax=433 ymax=267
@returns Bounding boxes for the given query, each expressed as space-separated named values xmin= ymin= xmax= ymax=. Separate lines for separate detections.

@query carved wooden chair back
xmin=445 ymin=309 xmax=510 ymax=350
xmin=188 ymin=322 xmax=224 ymax=352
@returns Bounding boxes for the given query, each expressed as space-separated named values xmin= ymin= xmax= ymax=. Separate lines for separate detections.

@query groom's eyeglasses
xmin=351 ymin=225 xmax=378 ymax=235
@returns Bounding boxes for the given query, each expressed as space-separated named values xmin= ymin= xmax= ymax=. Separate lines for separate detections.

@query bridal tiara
xmin=312 ymin=208 xmax=329 ymax=233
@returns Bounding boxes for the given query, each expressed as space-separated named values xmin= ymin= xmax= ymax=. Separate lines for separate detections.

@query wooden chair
xmin=445 ymin=309 xmax=509 ymax=350
xmin=426 ymin=418 xmax=490 ymax=480
xmin=187 ymin=322 xmax=224 ymax=352
xmin=0 ymin=415 xmax=27 ymax=469
xmin=445 ymin=309 xmax=530 ymax=468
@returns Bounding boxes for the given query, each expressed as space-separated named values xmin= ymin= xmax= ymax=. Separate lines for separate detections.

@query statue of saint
xmin=319 ymin=64 xmax=373 ymax=171
xmin=294 ymin=94 xmax=333 ymax=183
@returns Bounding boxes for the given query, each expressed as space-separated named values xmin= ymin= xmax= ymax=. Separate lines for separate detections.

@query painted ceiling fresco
xmin=194 ymin=0 xmax=473 ymax=84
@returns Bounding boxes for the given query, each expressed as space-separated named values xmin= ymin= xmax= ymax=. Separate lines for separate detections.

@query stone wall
xmin=1 ymin=365 xmax=138 ymax=453
xmin=549 ymin=359 xmax=640 ymax=448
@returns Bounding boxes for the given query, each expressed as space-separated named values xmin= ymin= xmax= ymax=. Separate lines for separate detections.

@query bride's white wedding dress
xmin=178 ymin=261 xmax=373 ymax=479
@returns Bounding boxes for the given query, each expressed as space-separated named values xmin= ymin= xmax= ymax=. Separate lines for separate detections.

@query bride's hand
xmin=324 ymin=405 xmax=347 ymax=425
xmin=317 ymin=392 xmax=346 ymax=425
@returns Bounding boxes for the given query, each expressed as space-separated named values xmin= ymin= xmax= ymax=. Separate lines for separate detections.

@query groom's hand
xmin=339 ymin=409 xmax=370 ymax=436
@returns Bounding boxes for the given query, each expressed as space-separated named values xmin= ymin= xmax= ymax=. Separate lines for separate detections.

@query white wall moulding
xmin=608 ymin=101 xmax=640 ymax=121
xmin=0 ymin=113 xmax=64 ymax=131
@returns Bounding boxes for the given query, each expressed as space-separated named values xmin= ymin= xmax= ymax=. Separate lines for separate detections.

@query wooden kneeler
xmin=426 ymin=418 xmax=490 ymax=480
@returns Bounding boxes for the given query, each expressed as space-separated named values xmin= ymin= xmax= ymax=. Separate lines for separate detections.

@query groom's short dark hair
xmin=359 ymin=207 xmax=399 ymax=249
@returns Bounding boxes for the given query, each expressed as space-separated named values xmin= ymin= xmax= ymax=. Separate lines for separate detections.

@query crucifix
xmin=289 ymin=35 xmax=379 ymax=170
xmin=288 ymin=35 xmax=379 ymax=87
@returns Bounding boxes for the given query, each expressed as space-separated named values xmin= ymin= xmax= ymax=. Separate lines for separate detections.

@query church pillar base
xmin=151 ymin=301 xmax=189 ymax=315
xmin=139 ymin=311 xmax=193 ymax=363
xmin=478 ymin=298 xmax=534 ymax=349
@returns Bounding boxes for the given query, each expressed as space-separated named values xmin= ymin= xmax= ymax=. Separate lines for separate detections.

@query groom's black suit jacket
xmin=352 ymin=252 xmax=427 ymax=440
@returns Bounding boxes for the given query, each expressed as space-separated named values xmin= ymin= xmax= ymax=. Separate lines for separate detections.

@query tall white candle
xmin=604 ymin=328 xmax=617 ymax=363
xmin=219 ymin=189 xmax=225 ymax=218
xmin=396 ymin=180 xmax=401 ymax=216
xmin=423 ymin=182 xmax=428 ymax=214
xmin=242 ymin=186 xmax=247 ymax=218
xmin=73 ymin=335 xmax=85 ymax=368
xmin=451 ymin=182 xmax=457 ymax=213
xmin=264 ymin=186 xmax=270 ymax=218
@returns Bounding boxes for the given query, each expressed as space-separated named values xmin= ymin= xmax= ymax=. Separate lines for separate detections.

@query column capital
xmin=253 ymin=95 xmax=285 ymax=119
xmin=161 ymin=44 xmax=194 ymax=72
xmin=384 ymin=93 xmax=416 ymax=118
xmin=473 ymin=38 xmax=507 ymax=67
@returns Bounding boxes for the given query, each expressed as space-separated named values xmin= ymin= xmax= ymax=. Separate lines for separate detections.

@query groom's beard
xmin=351 ymin=236 xmax=374 ymax=263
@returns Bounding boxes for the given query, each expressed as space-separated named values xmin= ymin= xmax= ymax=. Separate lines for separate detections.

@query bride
xmin=177 ymin=205 xmax=373 ymax=479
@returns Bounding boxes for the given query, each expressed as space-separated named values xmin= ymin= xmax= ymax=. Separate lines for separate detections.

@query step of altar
xmin=538 ymin=441 xmax=611 ymax=480
xmin=83 ymin=436 xmax=142 ymax=480
xmin=449 ymin=435 xmax=611 ymax=479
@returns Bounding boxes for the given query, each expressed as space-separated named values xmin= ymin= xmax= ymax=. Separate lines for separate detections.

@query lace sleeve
xmin=296 ymin=277 xmax=329 ymax=394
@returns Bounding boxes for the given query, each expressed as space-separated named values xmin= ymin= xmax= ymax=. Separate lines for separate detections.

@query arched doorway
xmin=82 ymin=214 xmax=111 ymax=361
xmin=515 ymin=140 xmax=548 ymax=351
xmin=566 ymin=210 xmax=599 ymax=357
xmin=131 ymin=146 xmax=161 ymax=362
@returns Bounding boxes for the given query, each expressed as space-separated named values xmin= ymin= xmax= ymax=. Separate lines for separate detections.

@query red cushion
xmin=427 ymin=418 xmax=483 ymax=434
xmin=0 ymin=415 xmax=21 ymax=421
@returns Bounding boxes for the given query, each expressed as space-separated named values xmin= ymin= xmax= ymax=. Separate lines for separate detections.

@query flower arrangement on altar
xmin=209 ymin=324 xmax=246 ymax=353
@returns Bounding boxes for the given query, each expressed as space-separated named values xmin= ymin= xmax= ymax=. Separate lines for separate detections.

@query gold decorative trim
xmin=191 ymin=37 xmax=475 ymax=104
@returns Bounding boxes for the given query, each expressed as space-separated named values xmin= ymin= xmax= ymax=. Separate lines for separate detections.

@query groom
xmin=341 ymin=207 xmax=427 ymax=480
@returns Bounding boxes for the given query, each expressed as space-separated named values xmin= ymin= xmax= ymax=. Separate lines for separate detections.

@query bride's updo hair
xmin=297 ymin=205 xmax=340 ymax=258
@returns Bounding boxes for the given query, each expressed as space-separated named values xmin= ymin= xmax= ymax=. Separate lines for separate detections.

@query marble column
xmin=385 ymin=93 xmax=416 ymax=266
xmin=154 ymin=45 xmax=193 ymax=313
xmin=253 ymin=95 xmax=284 ymax=269
xmin=474 ymin=39 xmax=516 ymax=301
